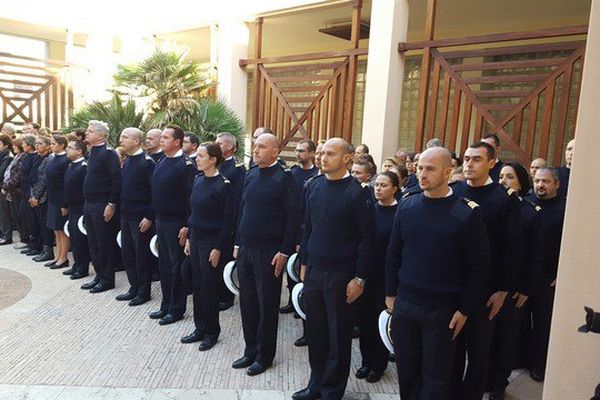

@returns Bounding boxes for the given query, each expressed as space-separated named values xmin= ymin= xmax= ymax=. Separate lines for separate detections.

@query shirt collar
xmin=92 ymin=142 xmax=106 ymax=147
xmin=188 ymin=151 xmax=198 ymax=158
xmin=445 ymin=187 xmax=453 ymax=197
xmin=226 ymin=156 xmax=234 ymax=161
xmin=132 ymin=148 xmax=143 ymax=156
xmin=167 ymin=149 xmax=183 ymax=158
xmin=56 ymin=151 xmax=66 ymax=156
xmin=73 ymin=157 xmax=85 ymax=163
xmin=268 ymin=160 xmax=279 ymax=168
xmin=343 ymin=171 xmax=350 ymax=179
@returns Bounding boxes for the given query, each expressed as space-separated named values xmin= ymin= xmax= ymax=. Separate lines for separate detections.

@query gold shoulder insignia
xmin=223 ymin=177 xmax=231 ymax=184
xmin=361 ymin=182 xmax=369 ymax=188
xmin=535 ymin=205 xmax=542 ymax=211
xmin=462 ymin=197 xmax=479 ymax=209
xmin=507 ymin=188 xmax=516 ymax=196
xmin=284 ymin=168 xmax=292 ymax=172
xmin=235 ymin=162 xmax=244 ymax=168
xmin=402 ymin=192 xmax=411 ymax=198
xmin=185 ymin=159 xmax=193 ymax=166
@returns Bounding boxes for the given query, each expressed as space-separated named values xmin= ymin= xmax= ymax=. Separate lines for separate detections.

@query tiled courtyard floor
xmin=0 ymin=241 xmax=542 ymax=399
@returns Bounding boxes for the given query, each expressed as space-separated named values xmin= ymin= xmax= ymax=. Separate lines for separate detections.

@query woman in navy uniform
xmin=182 ymin=142 xmax=234 ymax=352
xmin=356 ymin=171 xmax=399 ymax=383
xmin=45 ymin=135 xmax=71 ymax=269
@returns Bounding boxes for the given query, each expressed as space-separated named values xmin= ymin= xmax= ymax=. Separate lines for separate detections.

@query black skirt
xmin=46 ymin=203 xmax=67 ymax=231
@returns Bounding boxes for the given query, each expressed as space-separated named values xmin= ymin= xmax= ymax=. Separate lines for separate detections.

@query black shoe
xmin=20 ymin=247 xmax=32 ymax=254
xmin=232 ymin=356 xmax=254 ymax=369
xmin=89 ymin=283 xmax=115 ymax=293
xmin=33 ymin=251 xmax=54 ymax=262
xmin=181 ymin=331 xmax=204 ymax=344
xmin=115 ymin=292 xmax=135 ymax=301
xmin=81 ymin=280 xmax=98 ymax=289
xmin=294 ymin=336 xmax=308 ymax=347
xmin=198 ymin=337 xmax=217 ymax=351
xmin=49 ymin=260 xmax=69 ymax=269
xmin=25 ymin=249 xmax=41 ymax=256
xmin=489 ymin=388 xmax=506 ymax=400
xmin=71 ymin=272 xmax=88 ymax=280
xmin=128 ymin=296 xmax=150 ymax=306
xmin=44 ymin=260 xmax=57 ymax=267
xmin=63 ymin=268 xmax=74 ymax=275
xmin=355 ymin=366 xmax=370 ymax=379
xmin=530 ymin=368 xmax=545 ymax=382
xmin=14 ymin=243 xmax=28 ymax=250
xmin=246 ymin=361 xmax=271 ymax=376
xmin=280 ymin=302 xmax=294 ymax=314
xmin=218 ymin=301 xmax=234 ymax=311
xmin=158 ymin=314 xmax=183 ymax=325
xmin=366 ymin=370 xmax=384 ymax=383
xmin=0 ymin=238 xmax=13 ymax=245
xmin=149 ymin=310 xmax=167 ymax=320
xmin=292 ymin=388 xmax=321 ymax=400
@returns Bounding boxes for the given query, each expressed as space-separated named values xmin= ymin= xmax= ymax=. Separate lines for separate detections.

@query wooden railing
xmin=241 ymin=1 xmax=366 ymax=149
xmin=399 ymin=7 xmax=587 ymax=166
xmin=0 ymin=51 xmax=73 ymax=130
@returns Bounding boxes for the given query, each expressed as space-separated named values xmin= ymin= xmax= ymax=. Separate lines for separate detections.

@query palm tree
xmin=113 ymin=49 xmax=212 ymax=127
xmin=66 ymin=93 xmax=144 ymax=147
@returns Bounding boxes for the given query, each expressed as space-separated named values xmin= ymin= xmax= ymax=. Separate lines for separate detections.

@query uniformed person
xmin=385 ymin=147 xmax=490 ymax=400
xmin=452 ymin=141 xmax=521 ymax=400
xmin=183 ymin=132 xmax=200 ymax=164
xmin=182 ymin=142 xmax=234 ymax=351
xmin=232 ymin=133 xmax=300 ymax=376
xmin=557 ymin=138 xmax=574 ymax=199
xmin=61 ymin=140 xmax=91 ymax=279
xmin=528 ymin=167 xmax=566 ymax=382
xmin=482 ymin=133 xmax=503 ymax=182
xmin=116 ymin=128 xmax=155 ymax=306
xmin=293 ymin=138 xmax=373 ymax=400
xmin=145 ymin=128 xmax=164 ymax=164
xmin=487 ymin=162 xmax=544 ymax=400
xmin=356 ymin=171 xmax=399 ymax=384
xmin=149 ymin=124 xmax=197 ymax=325
xmin=215 ymin=132 xmax=246 ymax=311
xmin=282 ymin=139 xmax=318 ymax=315
xmin=80 ymin=120 xmax=122 ymax=294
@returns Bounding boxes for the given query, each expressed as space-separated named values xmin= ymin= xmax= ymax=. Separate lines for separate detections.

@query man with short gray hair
xmin=80 ymin=120 xmax=122 ymax=294
xmin=0 ymin=123 xmax=16 ymax=138
xmin=145 ymin=128 xmax=164 ymax=163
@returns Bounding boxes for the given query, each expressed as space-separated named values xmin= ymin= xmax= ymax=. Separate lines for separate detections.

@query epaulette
xmin=525 ymin=199 xmax=542 ymax=212
xmin=145 ymin=155 xmax=154 ymax=161
xmin=222 ymin=176 xmax=231 ymax=184
xmin=235 ymin=162 xmax=245 ymax=168
xmin=462 ymin=197 xmax=479 ymax=209
xmin=360 ymin=181 xmax=370 ymax=188
xmin=402 ymin=191 xmax=417 ymax=199
xmin=81 ymin=161 xmax=87 ymax=166
xmin=185 ymin=159 xmax=194 ymax=166
xmin=506 ymin=187 xmax=517 ymax=197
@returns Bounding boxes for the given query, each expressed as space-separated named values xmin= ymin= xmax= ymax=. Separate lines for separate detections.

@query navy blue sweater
xmin=516 ymin=199 xmax=544 ymax=295
xmin=151 ymin=153 xmax=196 ymax=221
xmin=290 ymin=164 xmax=318 ymax=191
xmin=237 ymin=163 xmax=301 ymax=255
xmin=372 ymin=202 xmax=398 ymax=283
xmin=62 ymin=160 xmax=87 ymax=211
xmin=530 ymin=195 xmax=566 ymax=286
xmin=188 ymin=174 xmax=234 ymax=251
xmin=46 ymin=153 xmax=70 ymax=206
xmin=453 ymin=181 xmax=521 ymax=293
xmin=148 ymin=151 xmax=164 ymax=164
xmin=83 ymin=144 xmax=121 ymax=204
xmin=300 ymin=174 xmax=374 ymax=279
xmin=219 ymin=157 xmax=246 ymax=219
xmin=385 ymin=192 xmax=491 ymax=315
xmin=557 ymin=166 xmax=570 ymax=199
xmin=19 ymin=152 xmax=36 ymax=197
xmin=121 ymin=152 xmax=155 ymax=221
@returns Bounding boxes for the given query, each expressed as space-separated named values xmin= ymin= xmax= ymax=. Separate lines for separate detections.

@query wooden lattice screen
xmin=399 ymin=8 xmax=588 ymax=165
xmin=0 ymin=52 xmax=73 ymax=130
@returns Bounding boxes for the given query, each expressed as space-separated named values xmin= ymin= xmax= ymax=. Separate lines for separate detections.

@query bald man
xmin=557 ymin=138 xmax=575 ymax=198
xmin=529 ymin=158 xmax=547 ymax=179
xmin=385 ymin=147 xmax=490 ymax=400
xmin=232 ymin=133 xmax=301 ymax=376
xmin=145 ymin=128 xmax=164 ymax=163
xmin=294 ymin=138 xmax=374 ymax=400
xmin=248 ymin=127 xmax=286 ymax=169
xmin=117 ymin=128 xmax=156 ymax=306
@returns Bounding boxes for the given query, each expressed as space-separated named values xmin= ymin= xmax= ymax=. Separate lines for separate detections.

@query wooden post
xmin=252 ymin=18 xmax=263 ymax=133
xmin=414 ymin=0 xmax=437 ymax=151
xmin=342 ymin=0 xmax=362 ymax=142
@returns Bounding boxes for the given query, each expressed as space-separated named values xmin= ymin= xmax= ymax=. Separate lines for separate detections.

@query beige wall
xmin=543 ymin=1 xmax=600 ymax=399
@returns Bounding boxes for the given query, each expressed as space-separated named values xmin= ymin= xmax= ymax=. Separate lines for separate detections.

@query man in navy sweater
xmin=145 ymin=129 xmax=164 ymax=164
xmin=215 ymin=131 xmax=246 ymax=311
xmin=293 ymin=138 xmax=374 ymax=400
xmin=384 ymin=147 xmax=490 ymax=400
xmin=150 ymin=124 xmax=197 ymax=325
xmin=80 ymin=120 xmax=122 ymax=294
xmin=183 ymin=132 xmax=200 ymax=164
xmin=528 ymin=167 xmax=566 ymax=382
xmin=232 ymin=133 xmax=301 ymax=376
xmin=117 ymin=128 xmax=156 ymax=306
xmin=557 ymin=138 xmax=574 ymax=199
xmin=482 ymin=133 xmax=503 ymax=183
xmin=452 ymin=141 xmax=521 ymax=400
xmin=61 ymin=139 xmax=90 ymax=280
